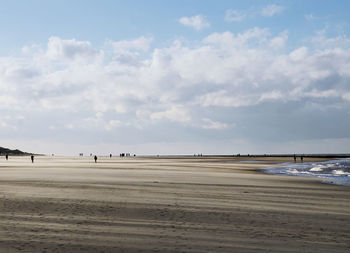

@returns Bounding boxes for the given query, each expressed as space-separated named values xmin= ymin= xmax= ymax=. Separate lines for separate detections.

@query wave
xmin=262 ymin=159 xmax=350 ymax=186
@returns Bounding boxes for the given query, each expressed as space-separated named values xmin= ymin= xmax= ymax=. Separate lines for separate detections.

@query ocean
xmin=262 ymin=158 xmax=350 ymax=186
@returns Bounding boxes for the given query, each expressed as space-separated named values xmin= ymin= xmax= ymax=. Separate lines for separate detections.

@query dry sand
xmin=0 ymin=155 xmax=349 ymax=252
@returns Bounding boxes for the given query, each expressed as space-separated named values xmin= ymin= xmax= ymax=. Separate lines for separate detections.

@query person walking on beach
xmin=94 ymin=155 xmax=97 ymax=163
xmin=5 ymin=154 xmax=8 ymax=160
xmin=31 ymin=155 xmax=34 ymax=163
xmin=301 ymin=155 xmax=304 ymax=163
xmin=294 ymin=154 xmax=296 ymax=163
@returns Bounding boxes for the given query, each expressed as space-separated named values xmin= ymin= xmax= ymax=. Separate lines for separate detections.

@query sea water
xmin=262 ymin=159 xmax=350 ymax=186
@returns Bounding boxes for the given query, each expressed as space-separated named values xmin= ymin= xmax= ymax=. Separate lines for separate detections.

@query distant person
xmin=31 ymin=155 xmax=34 ymax=163
xmin=301 ymin=155 xmax=304 ymax=163
xmin=5 ymin=154 xmax=8 ymax=160
xmin=110 ymin=154 xmax=112 ymax=158
xmin=294 ymin=154 xmax=296 ymax=163
xmin=94 ymin=155 xmax=97 ymax=163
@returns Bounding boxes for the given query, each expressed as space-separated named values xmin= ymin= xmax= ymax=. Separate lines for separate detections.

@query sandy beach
xmin=0 ymin=156 xmax=349 ymax=252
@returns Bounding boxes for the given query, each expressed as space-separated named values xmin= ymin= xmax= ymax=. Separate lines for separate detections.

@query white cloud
xmin=195 ymin=90 xmax=256 ymax=107
xmin=109 ymin=36 xmax=153 ymax=52
xmin=261 ymin=4 xmax=285 ymax=17
xmin=64 ymin=123 xmax=74 ymax=129
xmin=311 ymin=29 xmax=350 ymax=49
xmin=0 ymin=115 xmax=24 ymax=130
xmin=305 ymin=89 xmax=338 ymax=98
xmin=259 ymin=91 xmax=284 ymax=102
xmin=46 ymin=36 xmax=102 ymax=61
xmin=107 ymin=36 xmax=153 ymax=65
xmin=289 ymin=46 xmax=308 ymax=61
xmin=1 ymin=30 xmax=350 ymax=154
xmin=269 ymin=31 xmax=288 ymax=49
xmin=105 ymin=120 xmax=124 ymax=130
xmin=0 ymin=95 xmax=17 ymax=108
xmin=2 ymin=31 xmax=350 ymax=118
xmin=342 ymin=93 xmax=350 ymax=101
xmin=178 ymin=15 xmax=210 ymax=31
xmin=150 ymin=106 xmax=191 ymax=122
xmin=225 ymin=9 xmax=246 ymax=22
xmin=201 ymin=118 xmax=230 ymax=130
xmin=203 ymin=27 xmax=270 ymax=48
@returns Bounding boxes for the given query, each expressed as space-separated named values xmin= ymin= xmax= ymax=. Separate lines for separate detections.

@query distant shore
xmin=0 ymin=146 xmax=32 ymax=155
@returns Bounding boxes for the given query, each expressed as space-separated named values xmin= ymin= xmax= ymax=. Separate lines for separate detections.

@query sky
xmin=1 ymin=0 xmax=350 ymax=155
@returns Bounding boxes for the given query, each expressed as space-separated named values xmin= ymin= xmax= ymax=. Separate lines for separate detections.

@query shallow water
xmin=262 ymin=159 xmax=350 ymax=186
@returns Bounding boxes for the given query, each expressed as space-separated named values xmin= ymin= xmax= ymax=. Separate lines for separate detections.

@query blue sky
xmin=1 ymin=0 xmax=349 ymax=53
xmin=1 ymin=0 xmax=350 ymax=155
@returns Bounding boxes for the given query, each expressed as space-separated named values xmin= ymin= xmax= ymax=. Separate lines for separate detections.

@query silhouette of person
xmin=31 ymin=155 xmax=34 ymax=163
xmin=110 ymin=154 xmax=112 ymax=158
xmin=301 ymin=155 xmax=304 ymax=163
xmin=94 ymin=155 xmax=97 ymax=163
xmin=5 ymin=154 xmax=8 ymax=160
xmin=294 ymin=154 xmax=296 ymax=163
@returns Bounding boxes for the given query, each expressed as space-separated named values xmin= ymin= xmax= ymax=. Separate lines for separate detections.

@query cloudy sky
xmin=1 ymin=0 xmax=350 ymax=155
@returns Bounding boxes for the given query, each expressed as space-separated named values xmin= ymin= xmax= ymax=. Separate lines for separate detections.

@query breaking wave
xmin=262 ymin=159 xmax=350 ymax=186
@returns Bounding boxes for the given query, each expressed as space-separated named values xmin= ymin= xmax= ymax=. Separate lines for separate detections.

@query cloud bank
xmin=1 ymin=27 xmax=350 ymax=154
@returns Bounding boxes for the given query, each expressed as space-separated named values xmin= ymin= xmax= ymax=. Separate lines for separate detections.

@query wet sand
xmin=0 ymin=156 xmax=349 ymax=252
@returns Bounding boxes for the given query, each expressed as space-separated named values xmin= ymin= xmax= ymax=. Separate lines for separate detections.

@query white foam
xmin=310 ymin=167 xmax=323 ymax=172
xmin=332 ymin=170 xmax=350 ymax=175
xmin=265 ymin=159 xmax=350 ymax=185
xmin=287 ymin=169 xmax=299 ymax=174
xmin=287 ymin=168 xmax=311 ymax=175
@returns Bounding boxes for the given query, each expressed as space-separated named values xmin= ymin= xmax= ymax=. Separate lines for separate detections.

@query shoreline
xmin=258 ymin=157 xmax=350 ymax=186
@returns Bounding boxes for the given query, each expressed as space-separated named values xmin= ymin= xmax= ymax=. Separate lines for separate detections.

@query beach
xmin=0 ymin=156 xmax=349 ymax=252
